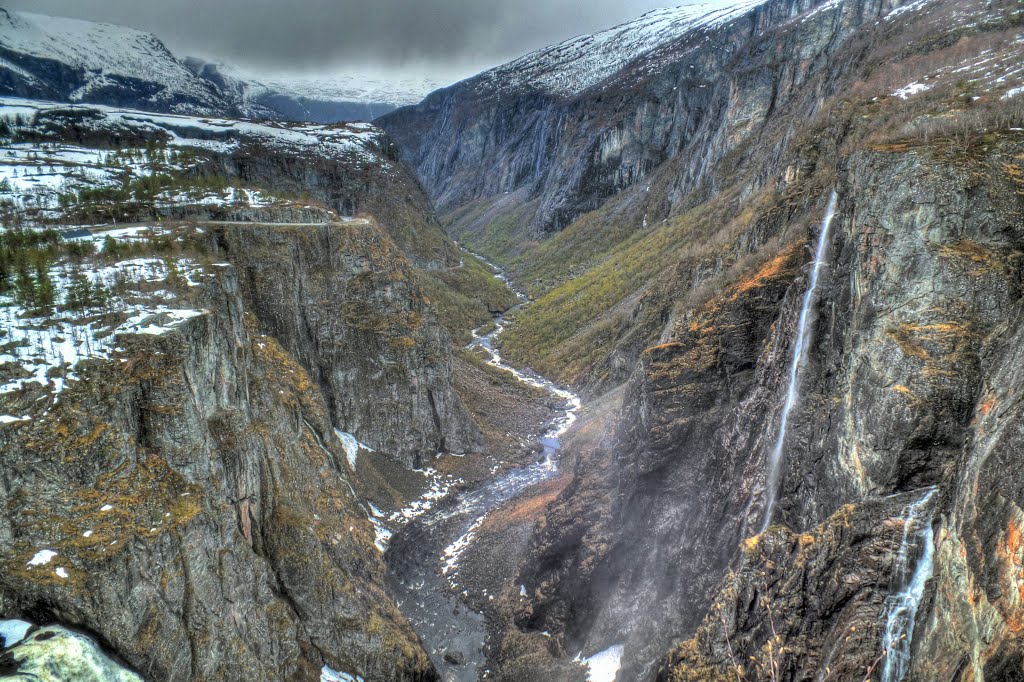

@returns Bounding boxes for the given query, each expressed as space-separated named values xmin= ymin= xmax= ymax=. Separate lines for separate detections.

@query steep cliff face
xmin=651 ymin=141 xmax=1024 ymax=681
xmin=0 ymin=89 xmax=514 ymax=678
xmin=215 ymin=220 xmax=480 ymax=468
xmin=380 ymin=0 xmax=914 ymax=243
xmin=383 ymin=0 xmax=1024 ymax=401
xmin=19 ymin=99 xmax=460 ymax=269
xmin=514 ymin=231 xmax=817 ymax=678
xmin=507 ymin=129 xmax=1024 ymax=681
xmin=0 ymin=259 xmax=436 ymax=681
xmin=6 ymin=98 xmax=485 ymax=467
xmin=424 ymin=0 xmax=1024 ymax=678
xmin=657 ymin=494 xmax=937 ymax=682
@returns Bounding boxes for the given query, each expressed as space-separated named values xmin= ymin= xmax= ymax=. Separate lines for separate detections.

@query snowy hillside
xmin=259 ymin=74 xmax=445 ymax=108
xmin=0 ymin=96 xmax=391 ymax=227
xmin=0 ymin=98 xmax=387 ymax=163
xmin=0 ymin=9 xmax=227 ymax=115
xmin=0 ymin=9 xmax=442 ymax=122
xmin=186 ymin=59 xmax=445 ymax=122
xmin=204 ymin=60 xmax=444 ymax=108
xmin=471 ymin=0 xmax=766 ymax=97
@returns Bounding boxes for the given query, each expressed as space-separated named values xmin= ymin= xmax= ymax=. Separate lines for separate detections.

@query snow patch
xmin=893 ymin=81 xmax=933 ymax=99
xmin=575 ymin=644 xmax=625 ymax=682
xmin=0 ymin=619 xmax=32 ymax=647
xmin=27 ymin=549 xmax=57 ymax=567
xmin=321 ymin=666 xmax=364 ymax=682
xmin=885 ymin=0 xmax=934 ymax=20
xmin=442 ymin=516 xmax=485 ymax=578
xmin=0 ymin=256 xmax=209 ymax=397
xmin=334 ymin=429 xmax=372 ymax=469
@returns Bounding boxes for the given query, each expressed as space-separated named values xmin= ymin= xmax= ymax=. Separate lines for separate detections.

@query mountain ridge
xmin=0 ymin=7 xmax=448 ymax=122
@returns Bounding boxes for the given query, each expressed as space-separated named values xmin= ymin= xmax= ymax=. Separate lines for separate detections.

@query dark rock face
xmin=517 ymin=241 xmax=813 ymax=678
xmin=215 ymin=221 xmax=481 ymax=468
xmin=379 ymin=0 xmax=909 ymax=241
xmin=223 ymin=137 xmax=460 ymax=269
xmin=0 ymin=267 xmax=437 ymax=681
xmin=510 ymin=139 xmax=1024 ymax=678
xmin=377 ymin=0 xmax=1024 ymax=678
xmin=14 ymin=103 xmax=480 ymax=468
xmin=657 ymin=494 xmax=936 ymax=681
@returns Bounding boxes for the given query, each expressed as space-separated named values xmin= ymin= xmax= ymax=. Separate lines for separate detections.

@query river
xmin=385 ymin=258 xmax=581 ymax=682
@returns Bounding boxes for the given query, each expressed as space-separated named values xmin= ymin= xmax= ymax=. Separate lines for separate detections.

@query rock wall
xmin=380 ymin=0 xmax=911 ymax=241
xmin=215 ymin=220 xmax=482 ymax=468
xmin=16 ymin=104 xmax=483 ymax=468
xmin=223 ymin=137 xmax=461 ymax=269
xmin=0 ymin=265 xmax=437 ymax=681
xmin=511 ymin=138 xmax=1024 ymax=679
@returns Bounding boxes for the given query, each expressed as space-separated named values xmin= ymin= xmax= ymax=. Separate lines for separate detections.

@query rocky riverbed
xmin=386 ymin=262 xmax=581 ymax=682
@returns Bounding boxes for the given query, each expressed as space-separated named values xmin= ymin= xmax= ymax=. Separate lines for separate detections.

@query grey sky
xmin=3 ymin=0 xmax=677 ymax=81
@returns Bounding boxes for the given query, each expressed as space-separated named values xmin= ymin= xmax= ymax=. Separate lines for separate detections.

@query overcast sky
xmin=5 ymin=0 xmax=679 ymax=82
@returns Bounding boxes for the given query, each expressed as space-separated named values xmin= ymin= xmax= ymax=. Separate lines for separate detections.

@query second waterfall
xmin=760 ymin=191 xmax=838 ymax=531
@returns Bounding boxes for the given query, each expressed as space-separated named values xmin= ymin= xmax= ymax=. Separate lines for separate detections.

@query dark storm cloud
xmin=3 ymin=0 xmax=674 ymax=75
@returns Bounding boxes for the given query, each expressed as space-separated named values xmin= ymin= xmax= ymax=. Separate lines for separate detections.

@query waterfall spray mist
xmin=760 ymin=191 xmax=837 ymax=532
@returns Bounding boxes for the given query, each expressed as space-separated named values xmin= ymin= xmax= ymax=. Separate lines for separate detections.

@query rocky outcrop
xmin=11 ymin=100 xmax=483 ymax=467
xmin=20 ymin=100 xmax=461 ymax=269
xmin=657 ymin=494 xmax=937 ymax=681
xmin=0 ymin=264 xmax=437 ymax=681
xmin=504 ymin=131 xmax=1024 ymax=678
xmin=214 ymin=220 xmax=481 ymax=468
xmin=513 ymin=235 xmax=817 ymax=678
xmin=374 ymin=6 xmax=1024 ymax=678
xmin=222 ymin=135 xmax=460 ymax=269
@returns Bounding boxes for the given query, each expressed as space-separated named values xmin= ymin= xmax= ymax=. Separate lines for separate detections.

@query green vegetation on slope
xmin=414 ymin=254 xmax=520 ymax=345
xmin=499 ymin=186 xmax=789 ymax=388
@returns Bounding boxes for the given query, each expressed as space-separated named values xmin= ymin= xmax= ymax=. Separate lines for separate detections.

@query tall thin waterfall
xmin=880 ymin=488 xmax=938 ymax=682
xmin=760 ymin=191 xmax=837 ymax=532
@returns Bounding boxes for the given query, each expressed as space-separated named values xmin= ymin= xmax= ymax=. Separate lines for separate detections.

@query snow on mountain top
xmin=0 ymin=9 xmax=164 ymax=73
xmin=472 ymin=0 xmax=767 ymax=97
xmin=0 ymin=8 xmax=222 ymax=110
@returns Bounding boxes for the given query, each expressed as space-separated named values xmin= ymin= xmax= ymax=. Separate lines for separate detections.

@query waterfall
xmin=760 ymin=191 xmax=837 ymax=532
xmin=880 ymin=488 xmax=938 ymax=682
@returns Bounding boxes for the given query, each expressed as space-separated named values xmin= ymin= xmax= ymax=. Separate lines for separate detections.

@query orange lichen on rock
xmin=729 ymin=243 xmax=803 ymax=301
xmin=645 ymin=342 xmax=685 ymax=355
xmin=998 ymin=517 xmax=1024 ymax=633
xmin=978 ymin=392 xmax=998 ymax=418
